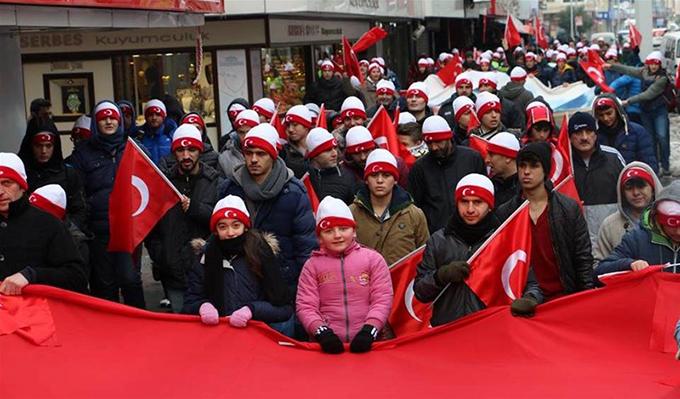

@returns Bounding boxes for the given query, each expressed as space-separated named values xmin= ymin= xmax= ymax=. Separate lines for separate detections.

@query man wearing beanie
xmin=219 ymin=124 xmax=317 ymax=289
xmin=498 ymin=67 xmax=535 ymax=126
xmin=344 ymin=126 xmax=410 ymax=189
xmin=497 ymin=142 xmax=594 ymax=301
xmin=415 ymin=173 xmax=542 ymax=326
xmin=0 ymin=153 xmax=87 ymax=295
xmin=366 ymin=79 xmax=405 ymax=118
xmin=145 ymin=125 xmax=223 ymax=313
xmin=302 ymin=60 xmax=352 ymax=112
xmin=350 ymin=149 xmax=429 ymax=265
xmin=408 ymin=115 xmax=486 ymax=233
xmin=438 ymin=75 xmax=477 ymax=130
xmin=469 ymin=92 xmax=507 ymax=140
xmin=486 ymin=132 xmax=520 ymax=207
xmin=405 ymin=82 xmax=433 ymax=125
xmin=138 ymin=99 xmax=178 ymax=165
xmin=159 ymin=112 xmax=221 ymax=176
xmin=282 ymin=105 xmax=314 ymax=179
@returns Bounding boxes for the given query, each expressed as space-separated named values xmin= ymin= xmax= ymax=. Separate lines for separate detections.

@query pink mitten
xmin=229 ymin=306 xmax=253 ymax=328
xmin=199 ymin=302 xmax=219 ymax=325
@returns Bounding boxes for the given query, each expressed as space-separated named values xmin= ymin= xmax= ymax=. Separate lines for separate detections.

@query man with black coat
xmin=146 ymin=125 xmax=223 ymax=313
xmin=408 ymin=115 xmax=486 ymax=233
xmin=496 ymin=142 xmax=594 ymax=300
xmin=302 ymin=60 xmax=354 ymax=111
xmin=0 ymin=153 xmax=87 ymax=295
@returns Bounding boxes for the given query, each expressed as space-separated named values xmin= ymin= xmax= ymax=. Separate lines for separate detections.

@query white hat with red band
xmin=252 ymin=98 xmax=276 ymax=119
xmin=439 ymin=52 xmax=453 ymax=62
xmin=340 ymin=96 xmax=366 ymax=120
xmin=656 ymin=199 xmax=680 ymax=227
xmin=320 ymin=60 xmax=335 ymax=71
xmin=417 ymin=58 xmax=428 ymax=67
xmin=455 ymin=74 xmax=472 ymax=88
xmin=455 ymin=173 xmax=495 ymax=208
xmin=645 ymin=51 xmax=663 ymax=65
xmin=475 ymin=91 xmax=502 ymax=118
xmin=284 ymin=105 xmax=313 ymax=128
xmin=0 ymin=152 xmax=28 ymax=190
xmin=180 ymin=113 xmax=206 ymax=132
xmin=315 ymin=196 xmax=356 ymax=234
xmin=210 ymin=195 xmax=251 ymax=232
xmin=372 ymin=57 xmax=386 ymax=67
xmin=228 ymin=103 xmax=247 ymax=120
xmin=73 ymin=115 xmax=92 ymax=139
xmin=171 ymin=124 xmax=204 ymax=152
xmin=368 ymin=62 xmax=384 ymax=74
xmin=478 ymin=76 xmax=497 ymax=89
xmin=94 ymin=101 xmax=120 ymax=122
xmin=406 ymin=82 xmax=429 ymax=103
xmin=604 ymin=49 xmax=618 ymax=60
xmin=345 ymin=126 xmax=376 ymax=154
xmin=452 ymin=96 xmax=476 ymax=123
xmin=487 ymin=132 xmax=520 ymax=158
xmin=305 ymin=127 xmax=337 ymax=159
xmin=375 ymin=79 xmax=396 ymax=96
xmin=398 ymin=112 xmax=417 ymax=125
xmin=235 ymin=109 xmax=261 ymax=129
xmin=422 ymin=115 xmax=452 ymax=143
xmin=510 ymin=67 xmax=527 ymax=81
xmin=426 ymin=57 xmax=435 ymax=65
xmin=359 ymin=59 xmax=370 ymax=67
xmin=525 ymin=101 xmax=553 ymax=126
xmin=525 ymin=52 xmax=537 ymax=60
xmin=364 ymin=148 xmax=399 ymax=180
xmin=556 ymin=53 xmax=567 ymax=62
xmin=144 ymin=99 xmax=166 ymax=117
xmin=242 ymin=123 xmax=279 ymax=159
xmin=29 ymin=184 xmax=66 ymax=221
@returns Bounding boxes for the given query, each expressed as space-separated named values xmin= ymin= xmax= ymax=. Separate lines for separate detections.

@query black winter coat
xmin=146 ymin=163 xmax=223 ymax=289
xmin=438 ymin=93 xmax=477 ymax=130
xmin=491 ymin=173 xmax=519 ymax=208
xmin=0 ymin=195 xmax=87 ymax=292
xmin=496 ymin=189 xmax=595 ymax=294
xmin=158 ymin=141 xmax=221 ymax=177
xmin=303 ymin=76 xmax=353 ymax=111
xmin=281 ymin=143 xmax=307 ymax=179
xmin=408 ymin=144 xmax=486 ymax=233
xmin=307 ymin=163 xmax=360 ymax=205
xmin=572 ymin=145 xmax=624 ymax=205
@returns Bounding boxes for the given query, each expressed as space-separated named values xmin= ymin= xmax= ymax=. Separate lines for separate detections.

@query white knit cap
xmin=417 ymin=58 xmax=429 ymax=67
xmin=372 ymin=57 xmax=385 ymax=67
xmin=228 ymin=103 xmax=247 ymax=120
xmin=566 ymin=48 xmax=576 ymax=56
xmin=305 ymin=103 xmax=321 ymax=118
xmin=74 ymin=115 xmax=91 ymax=131
xmin=487 ymin=132 xmax=520 ymax=158
xmin=252 ymin=98 xmax=276 ymax=119
xmin=452 ymin=96 xmax=476 ymax=122
xmin=235 ymin=109 xmax=261 ymax=129
xmin=345 ymin=126 xmax=376 ymax=154
xmin=645 ymin=50 xmax=663 ymax=65
xmin=285 ymin=105 xmax=313 ymax=128
xmin=29 ymin=184 xmax=66 ymax=220
xmin=144 ymin=99 xmax=166 ymax=117
xmin=340 ymin=96 xmax=366 ymax=120
xmin=439 ymin=52 xmax=453 ymax=62
xmin=210 ymin=195 xmax=251 ymax=231
xmin=455 ymin=173 xmax=495 ymax=208
xmin=364 ymin=148 xmax=399 ymax=180
xmin=605 ymin=49 xmax=618 ymax=60
xmin=475 ymin=91 xmax=502 ymax=118
xmin=368 ymin=62 xmax=384 ymax=75
xmin=359 ymin=59 xmax=369 ymax=66
xmin=590 ymin=44 xmax=601 ymax=51
xmin=426 ymin=57 xmax=435 ymax=65
xmin=398 ymin=112 xmax=417 ymax=125
xmin=375 ymin=79 xmax=396 ymax=96
xmin=406 ymin=81 xmax=429 ymax=102
xmin=305 ymin=127 xmax=337 ymax=159
xmin=525 ymin=52 xmax=536 ymax=60
xmin=171 ymin=124 xmax=204 ymax=152
xmin=556 ymin=53 xmax=567 ymax=61
xmin=320 ymin=59 xmax=335 ymax=71
xmin=422 ymin=115 xmax=452 ymax=143
xmin=242 ymin=123 xmax=280 ymax=159
xmin=315 ymin=196 xmax=355 ymax=233
xmin=0 ymin=152 xmax=27 ymax=190
xmin=94 ymin=101 xmax=120 ymax=122
xmin=510 ymin=66 xmax=527 ymax=81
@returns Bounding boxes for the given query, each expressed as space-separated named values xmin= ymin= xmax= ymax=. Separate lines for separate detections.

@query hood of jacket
xmin=640 ymin=181 xmax=680 ymax=250
xmin=18 ymin=121 xmax=63 ymax=171
xmin=615 ymin=161 xmax=662 ymax=224
xmin=117 ymin=100 xmax=139 ymax=138
xmin=498 ymin=81 xmax=526 ymax=100
xmin=592 ymin=92 xmax=629 ymax=136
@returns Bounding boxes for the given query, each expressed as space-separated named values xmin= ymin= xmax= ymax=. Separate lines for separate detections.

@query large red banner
xmin=2 ymin=268 xmax=678 ymax=397
xmin=0 ymin=0 xmax=223 ymax=13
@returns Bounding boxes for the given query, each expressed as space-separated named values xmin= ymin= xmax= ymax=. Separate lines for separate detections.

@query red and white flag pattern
xmin=387 ymin=247 xmax=432 ymax=336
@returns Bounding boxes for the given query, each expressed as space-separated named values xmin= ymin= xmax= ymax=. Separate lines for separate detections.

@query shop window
xmin=112 ymin=52 xmax=214 ymax=126
xmin=261 ymin=47 xmax=306 ymax=113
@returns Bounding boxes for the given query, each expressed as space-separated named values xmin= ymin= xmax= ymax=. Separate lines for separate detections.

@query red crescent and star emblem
xmin=319 ymin=220 xmax=331 ymax=229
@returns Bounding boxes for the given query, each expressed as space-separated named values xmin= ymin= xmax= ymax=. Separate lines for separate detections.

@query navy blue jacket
xmin=138 ymin=117 xmax=177 ymax=165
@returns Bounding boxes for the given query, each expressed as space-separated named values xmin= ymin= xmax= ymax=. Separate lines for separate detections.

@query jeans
xmin=640 ymin=106 xmax=670 ymax=170
xmin=89 ymin=235 xmax=146 ymax=309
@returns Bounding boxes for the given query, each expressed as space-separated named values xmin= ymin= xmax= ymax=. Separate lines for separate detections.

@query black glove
xmin=436 ymin=261 xmax=470 ymax=284
xmin=350 ymin=324 xmax=378 ymax=353
xmin=510 ymin=295 xmax=538 ymax=317
xmin=315 ymin=326 xmax=344 ymax=354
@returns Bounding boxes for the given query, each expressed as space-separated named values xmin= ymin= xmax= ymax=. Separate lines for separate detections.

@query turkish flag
xmin=466 ymin=202 xmax=532 ymax=306
xmin=387 ymin=246 xmax=432 ymax=336
xmin=316 ymin=103 xmax=327 ymax=129
xmin=629 ymin=23 xmax=642 ymax=49
xmin=675 ymin=62 xmax=680 ymax=90
xmin=352 ymin=27 xmax=388 ymax=53
xmin=342 ymin=35 xmax=364 ymax=84
xmin=435 ymin=55 xmax=463 ymax=87
xmin=579 ymin=51 xmax=614 ymax=93
xmin=535 ymin=16 xmax=548 ymax=50
xmin=554 ymin=174 xmax=583 ymax=210
xmin=466 ymin=110 xmax=481 ymax=133
xmin=301 ymin=173 xmax=319 ymax=214
xmin=468 ymin=134 xmax=489 ymax=160
xmin=549 ymin=115 xmax=572 ymax=185
xmin=108 ymin=138 xmax=181 ymax=253
xmin=504 ymin=15 xmax=522 ymax=48
xmin=367 ymin=105 xmax=417 ymax=166
xmin=270 ymin=103 xmax=288 ymax=146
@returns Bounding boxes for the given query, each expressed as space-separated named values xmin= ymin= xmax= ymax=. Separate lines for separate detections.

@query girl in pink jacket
xmin=296 ymin=196 xmax=393 ymax=354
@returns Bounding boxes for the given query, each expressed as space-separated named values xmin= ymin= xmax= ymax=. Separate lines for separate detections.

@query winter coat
xmin=438 ymin=93 xmax=478 ymax=130
xmin=303 ymin=76 xmax=354 ymax=111
xmin=359 ymin=78 xmax=378 ymax=110
xmin=609 ymin=64 xmax=669 ymax=112
xmin=350 ymin=185 xmax=430 ymax=265
xmin=218 ymin=98 xmax=250 ymax=151
xmin=217 ymin=132 xmax=245 ymax=179
xmin=296 ymin=241 xmax=393 ymax=342
xmin=0 ymin=195 xmax=87 ymax=293
xmin=595 ymin=161 xmax=662 ymax=262
xmin=146 ymin=163 xmax=222 ymax=289
xmin=414 ymin=215 xmax=542 ymax=327
xmin=218 ymin=160 xmax=317 ymax=287
xmin=137 ymin=117 xmax=178 ymax=165
xmin=307 ymin=163 xmax=360 ymax=205
xmin=609 ymin=73 xmax=642 ymax=116
xmin=596 ymin=183 xmax=680 ymax=275
xmin=551 ymin=64 xmax=576 ymax=86
xmin=498 ymin=81 xmax=535 ymax=118
xmin=468 ymin=122 xmax=519 ymax=141
xmin=491 ymin=173 xmax=519 ymax=208
xmin=497 ymin=188 xmax=595 ymax=294
xmin=572 ymin=144 xmax=624 ymax=206
xmin=117 ymin=100 xmax=139 ymax=138
xmin=18 ymin=123 xmax=88 ymax=230
xmin=593 ymin=93 xmax=658 ymax=173
xmin=183 ymin=232 xmax=293 ymax=323
xmin=408 ymin=144 xmax=486 ymax=233
xmin=281 ymin=143 xmax=307 ymax=179
xmin=366 ymin=97 xmax=407 ymax=119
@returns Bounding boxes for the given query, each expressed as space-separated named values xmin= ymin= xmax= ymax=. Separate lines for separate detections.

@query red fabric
xmin=270 ymin=104 xmax=288 ymax=146
xmin=387 ymin=247 xmax=432 ymax=336
xmin=468 ymin=134 xmax=489 ymax=160
xmin=301 ymin=173 xmax=319 ymax=214
xmin=504 ymin=15 xmax=522 ymax=48
xmin=351 ymin=27 xmax=388 ymax=53
xmin=108 ymin=139 xmax=180 ymax=253
xmin=367 ymin=106 xmax=416 ymax=166
xmin=630 ymin=24 xmax=642 ymax=49
xmin=342 ymin=36 xmax=364 ymax=84
xmin=0 ymin=294 xmax=58 ymax=346
xmin=467 ymin=203 xmax=532 ymax=306
xmin=535 ymin=16 xmax=548 ymax=50
xmin=467 ymin=111 xmax=482 ymax=133
xmin=1 ymin=270 xmax=679 ymax=397
xmin=531 ymin=206 xmax=563 ymax=299
xmin=579 ymin=51 xmax=615 ymax=93
xmin=436 ymin=55 xmax=463 ymax=87
xmin=549 ymin=115 xmax=572 ymax=185
xmin=676 ymin=63 xmax=680 ymax=90
xmin=28 ymin=192 xmax=66 ymax=221
xmin=554 ymin=174 xmax=583 ymax=210
xmin=0 ymin=0 xmax=224 ymax=12
xmin=316 ymin=103 xmax=327 ymax=129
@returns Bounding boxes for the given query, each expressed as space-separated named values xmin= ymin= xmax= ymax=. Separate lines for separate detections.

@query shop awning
xmin=0 ymin=0 xmax=223 ymax=13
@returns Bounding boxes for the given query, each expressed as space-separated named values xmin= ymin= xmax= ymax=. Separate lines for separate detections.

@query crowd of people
xmin=0 ymin=37 xmax=679 ymax=356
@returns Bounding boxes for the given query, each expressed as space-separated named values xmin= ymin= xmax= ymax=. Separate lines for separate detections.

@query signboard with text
xmin=0 ymin=0 xmax=223 ymax=13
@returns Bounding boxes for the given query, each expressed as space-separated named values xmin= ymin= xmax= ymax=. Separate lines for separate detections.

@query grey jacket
xmin=609 ymin=64 xmax=669 ymax=105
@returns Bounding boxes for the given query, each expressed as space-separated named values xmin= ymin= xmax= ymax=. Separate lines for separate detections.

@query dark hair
xmin=397 ymin=122 xmax=422 ymax=141
xmin=30 ymin=98 xmax=51 ymax=114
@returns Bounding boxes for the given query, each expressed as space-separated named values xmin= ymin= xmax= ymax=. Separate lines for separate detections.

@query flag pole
xmin=126 ymin=137 xmax=183 ymax=200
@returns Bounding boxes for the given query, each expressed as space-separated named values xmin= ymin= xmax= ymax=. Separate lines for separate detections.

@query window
xmin=261 ymin=47 xmax=306 ymax=113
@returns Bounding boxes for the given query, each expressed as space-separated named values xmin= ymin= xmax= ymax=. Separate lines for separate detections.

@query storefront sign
xmin=0 ymin=0 xmax=223 ymax=13
xmin=269 ymin=18 xmax=370 ymax=44
xmin=19 ymin=20 xmax=265 ymax=54
xmin=265 ymin=0 xmax=423 ymax=19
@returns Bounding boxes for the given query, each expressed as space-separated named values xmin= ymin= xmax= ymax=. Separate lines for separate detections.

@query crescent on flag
xmin=551 ymin=150 xmax=564 ymax=183
xmin=404 ymin=279 xmax=423 ymax=322
xmin=131 ymin=175 xmax=150 ymax=217
xmin=501 ymin=250 xmax=527 ymax=300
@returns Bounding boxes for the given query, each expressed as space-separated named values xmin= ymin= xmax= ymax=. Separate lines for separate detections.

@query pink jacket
xmin=296 ymin=241 xmax=393 ymax=342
